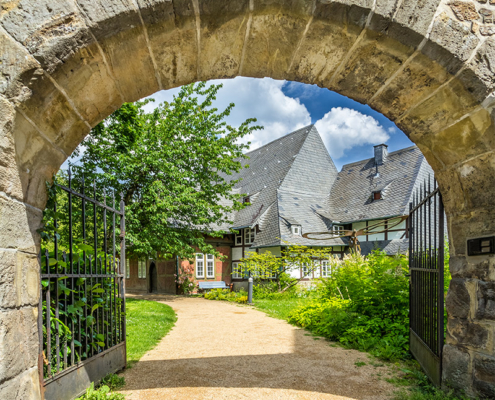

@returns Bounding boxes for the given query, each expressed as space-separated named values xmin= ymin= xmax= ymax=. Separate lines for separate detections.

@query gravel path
xmin=119 ymin=294 xmax=397 ymax=400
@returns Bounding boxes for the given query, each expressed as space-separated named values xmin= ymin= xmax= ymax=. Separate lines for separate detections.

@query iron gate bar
xmin=409 ymin=177 xmax=444 ymax=386
xmin=38 ymin=167 xmax=126 ymax=399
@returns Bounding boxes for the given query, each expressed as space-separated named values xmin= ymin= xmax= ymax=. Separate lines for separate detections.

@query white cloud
xmin=314 ymin=107 xmax=390 ymax=159
xmin=147 ymin=77 xmax=311 ymax=151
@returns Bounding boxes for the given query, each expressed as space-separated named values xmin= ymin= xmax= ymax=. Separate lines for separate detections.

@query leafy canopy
xmin=71 ymin=82 xmax=261 ymax=259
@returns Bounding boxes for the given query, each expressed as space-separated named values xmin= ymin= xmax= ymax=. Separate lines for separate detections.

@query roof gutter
xmin=338 ymin=214 xmax=404 ymax=225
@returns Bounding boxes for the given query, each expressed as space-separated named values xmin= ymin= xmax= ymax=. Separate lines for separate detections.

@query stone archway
xmin=0 ymin=1 xmax=494 ymax=398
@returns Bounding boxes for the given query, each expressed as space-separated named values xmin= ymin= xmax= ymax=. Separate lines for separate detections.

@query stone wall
xmin=0 ymin=0 xmax=494 ymax=398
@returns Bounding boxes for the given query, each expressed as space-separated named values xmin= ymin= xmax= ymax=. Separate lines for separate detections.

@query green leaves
xmin=68 ymin=82 xmax=261 ymax=259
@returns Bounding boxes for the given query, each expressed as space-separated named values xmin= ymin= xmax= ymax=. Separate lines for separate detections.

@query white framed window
xmin=291 ymin=225 xmax=301 ymax=235
xmin=195 ymin=253 xmax=205 ymax=278
xmin=206 ymin=254 xmax=215 ymax=278
xmin=244 ymin=228 xmax=256 ymax=245
xmin=232 ymin=262 xmax=243 ymax=279
xmin=138 ymin=259 xmax=146 ymax=279
xmin=321 ymin=260 xmax=330 ymax=278
xmin=302 ymin=263 xmax=309 ymax=278
xmin=235 ymin=232 xmax=242 ymax=245
xmin=126 ymin=259 xmax=130 ymax=279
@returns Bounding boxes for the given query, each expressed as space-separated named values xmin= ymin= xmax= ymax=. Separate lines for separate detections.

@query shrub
xmin=204 ymin=288 xmax=248 ymax=303
xmin=75 ymin=382 xmax=125 ymax=400
xmin=288 ymin=250 xmax=411 ymax=361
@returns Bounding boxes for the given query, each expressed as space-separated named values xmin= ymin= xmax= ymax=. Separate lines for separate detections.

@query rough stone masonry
xmin=0 ymin=0 xmax=494 ymax=398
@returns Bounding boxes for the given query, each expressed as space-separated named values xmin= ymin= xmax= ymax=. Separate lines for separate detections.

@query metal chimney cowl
xmin=374 ymin=143 xmax=388 ymax=165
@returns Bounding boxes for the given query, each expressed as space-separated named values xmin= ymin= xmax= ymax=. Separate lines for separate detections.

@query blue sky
xmin=67 ymin=77 xmax=413 ymax=171
xmin=146 ymin=77 xmax=413 ymax=171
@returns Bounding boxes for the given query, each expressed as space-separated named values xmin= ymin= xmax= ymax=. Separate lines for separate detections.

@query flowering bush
xmin=175 ymin=263 xmax=196 ymax=295
xmin=204 ymin=288 xmax=248 ymax=303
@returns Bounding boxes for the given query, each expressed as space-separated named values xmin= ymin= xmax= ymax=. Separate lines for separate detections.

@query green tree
xmin=70 ymin=82 xmax=261 ymax=259
xmin=240 ymin=244 xmax=333 ymax=292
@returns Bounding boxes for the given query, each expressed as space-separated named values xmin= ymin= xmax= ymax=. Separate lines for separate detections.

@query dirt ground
xmin=119 ymin=294 xmax=397 ymax=400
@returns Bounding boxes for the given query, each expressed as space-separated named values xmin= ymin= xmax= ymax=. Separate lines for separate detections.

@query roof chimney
xmin=374 ymin=144 xmax=388 ymax=165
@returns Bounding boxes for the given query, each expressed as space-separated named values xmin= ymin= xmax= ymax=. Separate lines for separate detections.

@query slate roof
xmin=218 ymin=125 xmax=433 ymax=254
xmin=328 ymin=146 xmax=433 ymax=223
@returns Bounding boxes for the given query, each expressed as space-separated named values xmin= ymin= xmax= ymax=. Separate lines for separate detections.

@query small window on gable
xmin=243 ymin=196 xmax=250 ymax=204
xmin=373 ymin=191 xmax=382 ymax=201
xmin=291 ymin=225 xmax=301 ymax=235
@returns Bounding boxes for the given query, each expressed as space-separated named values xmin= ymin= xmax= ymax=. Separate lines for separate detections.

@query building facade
xmin=126 ymin=125 xmax=434 ymax=293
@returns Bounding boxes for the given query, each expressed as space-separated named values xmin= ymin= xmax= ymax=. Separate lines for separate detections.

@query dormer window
xmin=333 ymin=225 xmax=343 ymax=234
xmin=245 ymin=227 xmax=256 ymax=245
xmin=291 ymin=225 xmax=302 ymax=235
xmin=372 ymin=191 xmax=382 ymax=201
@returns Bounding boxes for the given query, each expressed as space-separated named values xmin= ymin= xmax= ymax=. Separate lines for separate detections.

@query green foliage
xmin=125 ymin=298 xmax=177 ymax=368
xmin=253 ymin=298 xmax=310 ymax=320
xmin=240 ymin=244 xmax=333 ymax=293
xmin=203 ymin=288 xmax=248 ymax=303
xmin=75 ymin=382 xmax=125 ymax=400
xmin=70 ymin=82 xmax=262 ymax=260
xmin=287 ymin=250 xmax=410 ymax=361
xmin=101 ymin=374 xmax=125 ymax=391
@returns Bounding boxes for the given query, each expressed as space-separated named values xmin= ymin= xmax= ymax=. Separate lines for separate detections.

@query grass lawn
xmin=253 ymin=298 xmax=310 ymax=321
xmin=125 ymin=298 xmax=176 ymax=367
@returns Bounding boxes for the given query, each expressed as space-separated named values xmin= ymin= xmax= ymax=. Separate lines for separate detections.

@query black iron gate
xmin=38 ymin=169 xmax=126 ymax=399
xmin=409 ymin=178 xmax=445 ymax=386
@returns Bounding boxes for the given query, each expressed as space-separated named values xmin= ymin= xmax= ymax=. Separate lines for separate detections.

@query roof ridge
xmin=340 ymin=145 xmax=419 ymax=169
xmin=243 ymin=124 xmax=313 ymax=156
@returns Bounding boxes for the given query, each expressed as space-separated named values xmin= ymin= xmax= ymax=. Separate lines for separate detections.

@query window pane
xmin=196 ymin=254 xmax=204 ymax=277
xmin=206 ymin=254 xmax=214 ymax=277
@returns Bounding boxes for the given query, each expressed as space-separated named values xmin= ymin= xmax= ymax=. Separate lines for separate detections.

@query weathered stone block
xmin=12 ymin=111 xmax=67 ymax=210
xmin=450 ymin=255 xmax=495 ymax=281
xmin=477 ymin=281 xmax=495 ymax=320
xmin=141 ymin=0 xmax=197 ymax=89
xmin=0 ymin=28 xmax=41 ymax=104
xmin=331 ymin=29 xmax=414 ymax=104
xmin=291 ymin=1 xmax=366 ymax=84
xmin=0 ymin=0 xmax=92 ymax=73
xmin=474 ymin=354 xmax=495 ymax=398
xmin=0 ymin=96 xmax=23 ymax=202
xmin=76 ymin=0 xmax=141 ymax=40
xmin=429 ymin=108 xmax=495 ymax=168
xmin=94 ymin=26 xmax=159 ymax=102
xmin=47 ymin=42 xmax=123 ymax=127
xmin=0 ymin=195 xmax=42 ymax=255
xmin=370 ymin=51 xmax=451 ymax=122
xmin=0 ymin=250 xmax=39 ymax=309
xmin=447 ymin=318 xmax=489 ymax=350
xmin=197 ymin=0 xmax=250 ymax=81
xmin=434 ymin=166 xmax=466 ymax=216
xmin=450 ymin=210 xmax=495 ymax=257
xmin=457 ymin=152 xmax=495 ymax=210
xmin=447 ymin=278 xmax=471 ymax=319
xmin=450 ymin=1 xmax=479 ymax=22
xmin=15 ymin=72 xmax=90 ymax=156
xmin=423 ymin=12 xmax=479 ymax=75
xmin=241 ymin=6 xmax=312 ymax=79
xmin=0 ymin=308 xmax=39 ymax=384
xmin=0 ymin=367 xmax=41 ymax=400
xmin=442 ymin=344 xmax=471 ymax=391
xmin=398 ymin=77 xmax=479 ymax=136
xmin=459 ymin=38 xmax=495 ymax=102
